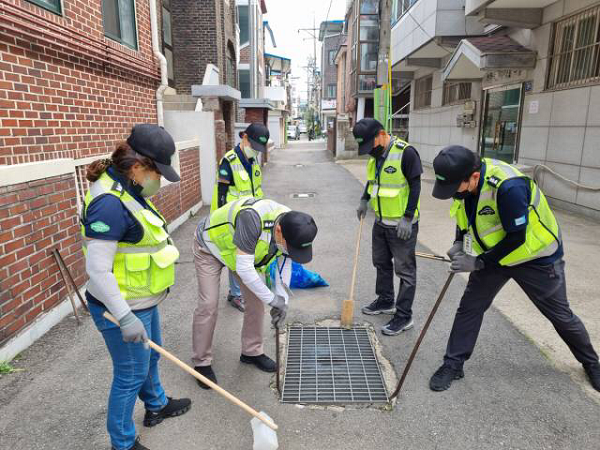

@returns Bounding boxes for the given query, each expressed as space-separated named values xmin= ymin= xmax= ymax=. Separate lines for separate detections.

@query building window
xmin=326 ymin=84 xmax=337 ymax=98
xmin=443 ymin=81 xmax=471 ymax=105
xmin=358 ymin=74 xmax=377 ymax=92
xmin=239 ymin=69 xmax=250 ymax=98
xmin=392 ymin=0 xmax=418 ymax=24
xmin=360 ymin=42 xmax=378 ymax=72
xmin=26 ymin=0 xmax=61 ymax=14
xmin=360 ymin=0 xmax=379 ymax=14
xmin=547 ymin=5 xmax=600 ymax=89
xmin=360 ymin=16 xmax=379 ymax=41
xmin=238 ymin=5 xmax=249 ymax=46
xmin=329 ymin=50 xmax=337 ymax=66
xmin=414 ymin=75 xmax=433 ymax=109
xmin=102 ymin=0 xmax=138 ymax=49
xmin=162 ymin=0 xmax=174 ymax=86
xmin=226 ymin=45 xmax=236 ymax=89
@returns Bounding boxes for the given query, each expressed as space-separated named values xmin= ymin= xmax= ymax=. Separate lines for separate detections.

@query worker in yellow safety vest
xmin=81 ymin=125 xmax=191 ymax=450
xmin=210 ymin=123 xmax=268 ymax=312
xmin=191 ymin=197 xmax=318 ymax=389
xmin=428 ymin=145 xmax=600 ymax=393
xmin=353 ymin=118 xmax=423 ymax=337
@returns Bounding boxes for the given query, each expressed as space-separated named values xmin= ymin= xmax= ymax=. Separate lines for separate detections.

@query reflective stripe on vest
xmin=451 ymin=159 xmax=560 ymax=266
xmin=366 ymin=138 xmax=420 ymax=224
xmin=81 ymin=172 xmax=179 ymax=308
xmin=203 ymin=198 xmax=289 ymax=272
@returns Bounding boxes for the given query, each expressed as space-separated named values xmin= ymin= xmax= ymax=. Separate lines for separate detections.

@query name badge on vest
xmin=463 ymin=234 xmax=474 ymax=256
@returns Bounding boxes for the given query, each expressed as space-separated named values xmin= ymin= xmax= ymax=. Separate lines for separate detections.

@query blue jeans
xmin=89 ymin=300 xmax=168 ymax=450
xmin=228 ymin=269 xmax=241 ymax=297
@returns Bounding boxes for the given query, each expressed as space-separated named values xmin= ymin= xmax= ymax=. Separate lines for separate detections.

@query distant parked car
xmin=298 ymin=122 xmax=307 ymax=134
xmin=287 ymin=125 xmax=299 ymax=140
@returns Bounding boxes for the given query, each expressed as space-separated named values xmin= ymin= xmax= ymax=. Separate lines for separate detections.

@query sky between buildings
xmin=264 ymin=0 xmax=347 ymax=104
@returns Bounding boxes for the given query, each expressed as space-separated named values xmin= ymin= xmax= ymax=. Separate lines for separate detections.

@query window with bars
xmin=547 ymin=5 xmax=600 ymax=89
xmin=329 ymin=50 xmax=337 ymax=66
xmin=443 ymin=82 xmax=471 ymax=105
xmin=414 ymin=75 xmax=432 ymax=109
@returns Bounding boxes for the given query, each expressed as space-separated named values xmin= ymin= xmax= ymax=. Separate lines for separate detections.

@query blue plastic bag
xmin=267 ymin=260 xmax=329 ymax=289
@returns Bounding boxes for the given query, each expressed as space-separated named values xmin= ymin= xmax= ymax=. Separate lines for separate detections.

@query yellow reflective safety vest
xmin=366 ymin=138 xmax=420 ymax=225
xmin=81 ymin=172 xmax=180 ymax=309
xmin=210 ymin=148 xmax=264 ymax=212
xmin=202 ymin=198 xmax=289 ymax=272
xmin=450 ymin=158 xmax=561 ymax=266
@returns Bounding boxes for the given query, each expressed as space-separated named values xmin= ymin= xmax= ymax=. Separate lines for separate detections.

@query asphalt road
xmin=1 ymin=138 xmax=598 ymax=450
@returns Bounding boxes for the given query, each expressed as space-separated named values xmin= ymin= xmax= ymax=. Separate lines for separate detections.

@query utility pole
xmin=377 ymin=0 xmax=393 ymax=131
xmin=298 ymin=16 xmax=320 ymax=125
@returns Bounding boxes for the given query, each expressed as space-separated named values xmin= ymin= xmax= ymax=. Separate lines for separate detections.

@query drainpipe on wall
xmin=149 ymin=0 xmax=168 ymax=126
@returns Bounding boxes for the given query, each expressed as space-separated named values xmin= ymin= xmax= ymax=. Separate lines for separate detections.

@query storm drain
xmin=281 ymin=326 xmax=389 ymax=404
xmin=290 ymin=192 xmax=316 ymax=199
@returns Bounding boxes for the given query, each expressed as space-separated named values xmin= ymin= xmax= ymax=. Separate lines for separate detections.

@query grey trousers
xmin=191 ymin=239 xmax=265 ymax=367
xmin=444 ymin=258 xmax=599 ymax=369
xmin=372 ymin=221 xmax=419 ymax=321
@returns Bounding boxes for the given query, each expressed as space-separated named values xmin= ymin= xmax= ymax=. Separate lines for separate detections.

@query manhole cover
xmin=281 ymin=326 xmax=389 ymax=404
xmin=290 ymin=192 xmax=316 ymax=198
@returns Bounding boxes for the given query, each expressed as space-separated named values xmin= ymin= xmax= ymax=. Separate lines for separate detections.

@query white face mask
xmin=243 ymin=142 xmax=260 ymax=160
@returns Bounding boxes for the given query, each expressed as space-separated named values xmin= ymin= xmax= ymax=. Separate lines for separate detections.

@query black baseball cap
xmin=432 ymin=145 xmax=478 ymax=200
xmin=352 ymin=118 xmax=384 ymax=155
xmin=127 ymin=124 xmax=180 ymax=182
xmin=240 ymin=123 xmax=270 ymax=153
xmin=279 ymin=211 xmax=318 ymax=264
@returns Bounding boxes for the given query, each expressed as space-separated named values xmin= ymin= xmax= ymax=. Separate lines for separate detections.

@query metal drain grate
xmin=281 ymin=326 xmax=389 ymax=404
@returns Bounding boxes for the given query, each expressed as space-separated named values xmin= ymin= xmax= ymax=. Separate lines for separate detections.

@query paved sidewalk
xmin=0 ymin=139 xmax=598 ymax=450
xmin=339 ymin=159 xmax=600 ymax=399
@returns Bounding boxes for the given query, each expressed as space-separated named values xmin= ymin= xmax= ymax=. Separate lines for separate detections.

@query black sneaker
xmin=362 ymin=298 xmax=396 ymax=315
xmin=381 ymin=317 xmax=414 ymax=336
xmin=429 ymin=364 xmax=464 ymax=391
xmin=227 ymin=294 xmax=245 ymax=312
xmin=584 ymin=362 xmax=600 ymax=392
xmin=143 ymin=397 xmax=191 ymax=427
xmin=112 ymin=436 xmax=150 ymax=450
xmin=240 ymin=354 xmax=277 ymax=373
xmin=194 ymin=365 xmax=218 ymax=390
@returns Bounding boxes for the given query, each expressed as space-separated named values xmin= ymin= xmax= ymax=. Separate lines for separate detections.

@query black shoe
xmin=584 ymin=362 xmax=600 ymax=392
xmin=112 ymin=436 xmax=150 ymax=450
xmin=143 ymin=397 xmax=191 ymax=427
xmin=362 ymin=298 xmax=396 ymax=315
xmin=227 ymin=294 xmax=245 ymax=312
xmin=429 ymin=364 xmax=464 ymax=391
xmin=381 ymin=317 xmax=414 ymax=336
xmin=194 ymin=365 xmax=218 ymax=390
xmin=240 ymin=354 xmax=277 ymax=373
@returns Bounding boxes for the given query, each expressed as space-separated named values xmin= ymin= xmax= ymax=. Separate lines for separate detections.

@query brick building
xmin=0 ymin=0 xmax=201 ymax=357
xmin=171 ymin=0 xmax=239 ymax=158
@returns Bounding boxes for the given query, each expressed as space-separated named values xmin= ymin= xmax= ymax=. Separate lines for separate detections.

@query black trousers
xmin=372 ymin=221 xmax=418 ymax=321
xmin=444 ymin=258 xmax=599 ymax=369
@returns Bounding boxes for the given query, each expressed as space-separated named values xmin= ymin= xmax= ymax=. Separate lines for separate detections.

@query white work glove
xmin=447 ymin=241 xmax=464 ymax=259
xmin=119 ymin=312 xmax=149 ymax=348
xmin=357 ymin=199 xmax=368 ymax=221
xmin=396 ymin=216 xmax=413 ymax=240
xmin=269 ymin=294 xmax=288 ymax=327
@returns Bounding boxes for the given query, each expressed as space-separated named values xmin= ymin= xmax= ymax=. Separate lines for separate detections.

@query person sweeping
xmin=82 ymin=125 xmax=191 ymax=450
xmin=191 ymin=197 xmax=318 ymax=389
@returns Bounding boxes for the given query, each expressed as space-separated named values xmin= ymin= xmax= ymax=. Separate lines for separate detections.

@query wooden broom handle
xmin=102 ymin=312 xmax=278 ymax=431
xmin=341 ymin=217 xmax=364 ymax=327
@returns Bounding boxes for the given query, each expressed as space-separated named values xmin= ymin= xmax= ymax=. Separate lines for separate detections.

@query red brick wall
xmin=244 ymin=108 xmax=267 ymax=125
xmin=151 ymin=146 xmax=201 ymax=222
xmin=0 ymin=1 xmax=203 ymax=347
xmin=0 ymin=173 xmax=84 ymax=346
